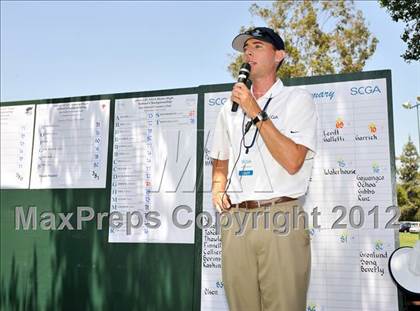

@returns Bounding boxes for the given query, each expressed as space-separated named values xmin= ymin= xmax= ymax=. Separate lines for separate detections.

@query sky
xmin=1 ymin=1 xmax=419 ymax=157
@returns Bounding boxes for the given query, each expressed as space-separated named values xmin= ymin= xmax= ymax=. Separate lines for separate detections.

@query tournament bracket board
xmin=1 ymin=104 xmax=35 ymax=189
xmin=30 ymin=100 xmax=110 ymax=189
xmin=1 ymin=100 xmax=110 ymax=189
xmin=200 ymin=72 xmax=399 ymax=311
xmin=108 ymin=94 xmax=198 ymax=244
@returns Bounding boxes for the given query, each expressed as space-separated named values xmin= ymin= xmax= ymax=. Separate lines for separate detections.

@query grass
xmin=399 ymin=232 xmax=419 ymax=247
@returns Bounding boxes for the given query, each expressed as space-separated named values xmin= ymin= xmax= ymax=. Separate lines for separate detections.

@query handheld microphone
xmin=231 ymin=63 xmax=251 ymax=112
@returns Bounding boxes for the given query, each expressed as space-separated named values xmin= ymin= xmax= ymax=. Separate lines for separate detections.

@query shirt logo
xmin=239 ymin=170 xmax=253 ymax=176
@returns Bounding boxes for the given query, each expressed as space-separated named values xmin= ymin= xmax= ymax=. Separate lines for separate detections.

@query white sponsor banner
xmin=201 ymin=92 xmax=231 ymax=311
xmin=201 ymin=78 xmax=399 ymax=311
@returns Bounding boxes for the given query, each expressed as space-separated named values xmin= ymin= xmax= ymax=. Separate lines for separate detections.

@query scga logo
xmin=350 ymin=85 xmax=381 ymax=95
xmin=208 ymin=97 xmax=228 ymax=106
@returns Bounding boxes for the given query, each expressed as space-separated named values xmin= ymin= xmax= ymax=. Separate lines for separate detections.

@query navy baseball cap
xmin=232 ymin=27 xmax=285 ymax=52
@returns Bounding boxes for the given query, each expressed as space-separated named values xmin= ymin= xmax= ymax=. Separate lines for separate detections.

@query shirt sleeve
xmin=285 ymin=88 xmax=318 ymax=157
xmin=209 ymin=107 xmax=230 ymax=160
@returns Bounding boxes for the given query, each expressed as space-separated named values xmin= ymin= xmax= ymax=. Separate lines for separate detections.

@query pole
xmin=416 ymin=104 xmax=420 ymax=152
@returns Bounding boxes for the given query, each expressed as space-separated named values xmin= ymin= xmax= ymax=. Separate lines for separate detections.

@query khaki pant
xmin=221 ymin=200 xmax=311 ymax=311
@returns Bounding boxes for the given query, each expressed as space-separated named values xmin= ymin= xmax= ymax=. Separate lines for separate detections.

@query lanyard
xmin=242 ymin=96 xmax=273 ymax=154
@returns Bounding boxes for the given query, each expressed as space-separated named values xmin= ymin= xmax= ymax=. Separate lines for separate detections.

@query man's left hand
xmin=231 ymin=82 xmax=261 ymax=118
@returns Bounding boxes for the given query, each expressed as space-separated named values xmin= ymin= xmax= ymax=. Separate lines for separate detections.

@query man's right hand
xmin=212 ymin=191 xmax=231 ymax=213
xmin=212 ymin=158 xmax=230 ymax=213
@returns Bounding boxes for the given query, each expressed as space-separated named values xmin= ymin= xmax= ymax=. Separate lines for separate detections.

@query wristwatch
xmin=252 ymin=111 xmax=269 ymax=125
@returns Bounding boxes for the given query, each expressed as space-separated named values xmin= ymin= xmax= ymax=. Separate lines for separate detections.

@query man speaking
xmin=210 ymin=27 xmax=317 ymax=311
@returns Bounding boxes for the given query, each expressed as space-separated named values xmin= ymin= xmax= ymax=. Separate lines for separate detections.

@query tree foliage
xmin=379 ymin=0 xmax=420 ymax=62
xmin=397 ymin=137 xmax=420 ymax=221
xmin=228 ymin=0 xmax=378 ymax=79
xmin=399 ymin=137 xmax=419 ymax=184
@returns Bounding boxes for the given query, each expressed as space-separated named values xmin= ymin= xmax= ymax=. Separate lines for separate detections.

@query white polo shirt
xmin=209 ymin=79 xmax=317 ymax=204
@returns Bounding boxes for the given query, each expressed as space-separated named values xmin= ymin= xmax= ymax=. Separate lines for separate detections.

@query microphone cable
xmin=220 ymin=112 xmax=247 ymax=209
xmin=220 ymin=96 xmax=273 ymax=209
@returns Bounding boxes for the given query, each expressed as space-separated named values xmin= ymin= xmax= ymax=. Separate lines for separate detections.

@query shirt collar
xmin=251 ymin=78 xmax=284 ymax=100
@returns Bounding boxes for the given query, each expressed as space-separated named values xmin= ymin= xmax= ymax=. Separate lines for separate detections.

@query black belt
xmin=236 ymin=196 xmax=296 ymax=209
